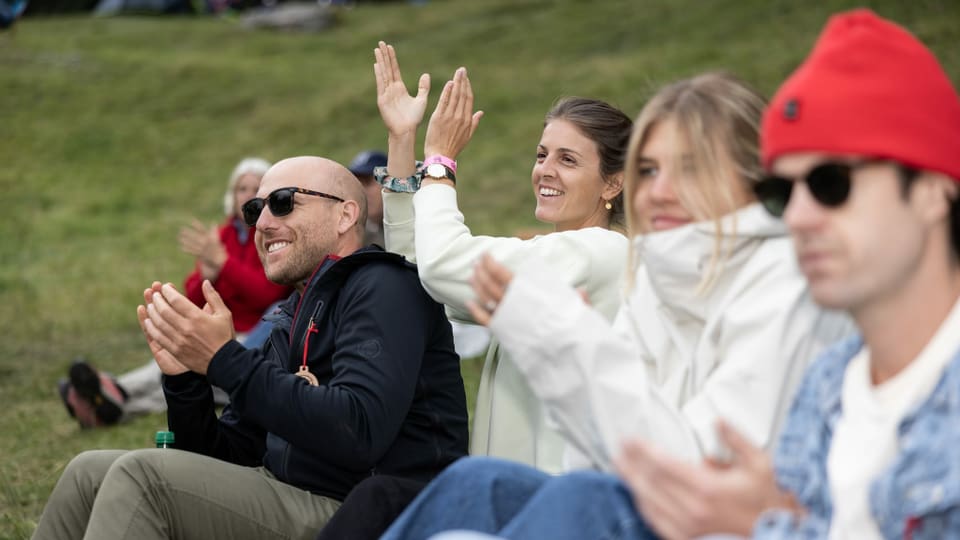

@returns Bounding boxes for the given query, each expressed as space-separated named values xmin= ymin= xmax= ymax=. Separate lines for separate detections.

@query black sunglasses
xmin=752 ymin=161 xmax=875 ymax=218
xmin=241 ymin=187 xmax=344 ymax=227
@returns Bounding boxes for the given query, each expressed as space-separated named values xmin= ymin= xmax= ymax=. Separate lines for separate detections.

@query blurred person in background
xmin=58 ymin=157 xmax=292 ymax=428
xmin=0 ymin=0 xmax=26 ymax=29
xmin=347 ymin=149 xmax=389 ymax=246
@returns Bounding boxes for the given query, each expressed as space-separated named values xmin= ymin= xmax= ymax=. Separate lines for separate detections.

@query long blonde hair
xmin=624 ymin=72 xmax=766 ymax=291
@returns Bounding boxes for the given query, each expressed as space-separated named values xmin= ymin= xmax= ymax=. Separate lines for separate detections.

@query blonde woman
xmin=378 ymin=72 xmax=853 ymax=540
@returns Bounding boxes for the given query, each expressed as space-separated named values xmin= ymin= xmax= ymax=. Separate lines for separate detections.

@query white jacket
xmin=490 ymin=203 xmax=855 ymax=471
xmin=383 ymin=184 xmax=628 ymax=472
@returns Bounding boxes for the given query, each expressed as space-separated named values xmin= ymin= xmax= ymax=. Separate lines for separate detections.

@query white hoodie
xmin=490 ymin=203 xmax=854 ymax=471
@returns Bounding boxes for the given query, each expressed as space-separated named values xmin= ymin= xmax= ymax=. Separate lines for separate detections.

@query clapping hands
xmin=423 ymin=66 xmax=483 ymax=163
xmin=137 ymin=280 xmax=235 ymax=376
xmin=179 ymin=219 xmax=226 ymax=280
xmin=375 ymin=41 xmax=431 ymax=137
xmin=613 ymin=421 xmax=801 ymax=539
xmin=374 ymin=40 xmax=483 ymax=167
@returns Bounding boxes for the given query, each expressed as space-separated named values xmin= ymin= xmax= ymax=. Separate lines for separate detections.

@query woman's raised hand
xmin=424 ymin=67 xmax=484 ymax=160
xmin=374 ymin=41 xmax=430 ymax=136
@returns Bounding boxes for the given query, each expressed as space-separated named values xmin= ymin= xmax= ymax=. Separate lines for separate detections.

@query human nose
xmin=782 ymin=181 xmax=824 ymax=233
xmin=255 ymin=202 xmax=279 ymax=231
xmin=648 ymin=169 xmax=675 ymax=202
xmin=534 ymin=156 xmax=557 ymax=179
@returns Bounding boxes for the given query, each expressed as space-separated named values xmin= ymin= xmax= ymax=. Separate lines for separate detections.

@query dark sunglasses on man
xmin=242 ymin=187 xmax=344 ymax=227
xmin=753 ymin=160 xmax=916 ymax=218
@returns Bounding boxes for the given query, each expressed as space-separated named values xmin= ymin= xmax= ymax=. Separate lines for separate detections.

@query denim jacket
xmin=754 ymin=335 xmax=960 ymax=539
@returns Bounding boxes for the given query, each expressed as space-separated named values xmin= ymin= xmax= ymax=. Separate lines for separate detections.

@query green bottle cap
xmin=155 ymin=430 xmax=175 ymax=447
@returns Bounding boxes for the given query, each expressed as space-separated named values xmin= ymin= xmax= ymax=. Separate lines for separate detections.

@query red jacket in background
xmin=183 ymin=218 xmax=292 ymax=332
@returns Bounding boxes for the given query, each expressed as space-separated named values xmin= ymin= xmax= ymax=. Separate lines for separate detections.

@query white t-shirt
xmin=827 ymin=296 xmax=960 ymax=539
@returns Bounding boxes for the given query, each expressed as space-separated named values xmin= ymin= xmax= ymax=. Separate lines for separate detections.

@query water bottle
xmin=155 ymin=430 xmax=175 ymax=449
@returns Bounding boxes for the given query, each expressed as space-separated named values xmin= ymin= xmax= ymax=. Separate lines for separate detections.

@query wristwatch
xmin=422 ymin=162 xmax=457 ymax=184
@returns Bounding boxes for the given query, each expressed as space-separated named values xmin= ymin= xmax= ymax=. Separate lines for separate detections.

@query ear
xmin=914 ymin=173 xmax=956 ymax=226
xmin=943 ymin=177 xmax=960 ymax=202
xmin=337 ymin=200 xmax=361 ymax=235
xmin=602 ymin=171 xmax=625 ymax=202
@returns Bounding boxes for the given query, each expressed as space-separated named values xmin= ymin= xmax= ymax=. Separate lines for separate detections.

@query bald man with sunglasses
xmin=31 ymin=156 xmax=469 ymax=540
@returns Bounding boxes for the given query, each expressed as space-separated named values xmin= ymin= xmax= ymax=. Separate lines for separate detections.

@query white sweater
xmin=490 ymin=204 xmax=855 ymax=470
xmin=383 ymin=184 xmax=627 ymax=472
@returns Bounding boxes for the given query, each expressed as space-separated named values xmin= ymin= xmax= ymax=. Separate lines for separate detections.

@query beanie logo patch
xmin=784 ymin=98 xmax=800 ymax=121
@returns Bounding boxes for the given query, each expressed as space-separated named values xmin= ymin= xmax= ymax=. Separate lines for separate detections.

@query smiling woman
xmin=532 ymin=98 xmax=629 ymax=232
xmin=373 ymin=41 xmax=633 ymax=474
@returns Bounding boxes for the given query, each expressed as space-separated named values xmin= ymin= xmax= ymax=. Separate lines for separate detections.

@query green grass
xmin=1 ymin=0 xmax=958 ymax=536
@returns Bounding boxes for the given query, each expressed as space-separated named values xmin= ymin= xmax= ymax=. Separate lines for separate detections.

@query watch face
xmin=425 ymin=163 xmax=448 ymax=179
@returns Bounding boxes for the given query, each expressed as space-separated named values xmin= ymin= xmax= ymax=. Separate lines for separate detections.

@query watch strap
xmin=423 ymin=154 xmax=458 ymax=174
xmin=423 ymin=163 xmax=457 ymax=184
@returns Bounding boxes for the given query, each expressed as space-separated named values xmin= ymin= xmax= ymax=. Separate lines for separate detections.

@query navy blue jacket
xmin=162 ymin=246 xmax=469 ymax=500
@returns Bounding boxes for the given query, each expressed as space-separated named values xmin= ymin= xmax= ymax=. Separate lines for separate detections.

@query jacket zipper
xmin=279 ymin=264 xmax=327 ymax=480
xmin=288 ymin=260 xmax=330 ymax=348
xmin=302 ymin=317 xmax=320 ymax=372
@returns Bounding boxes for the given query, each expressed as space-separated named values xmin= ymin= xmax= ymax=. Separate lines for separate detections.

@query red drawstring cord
xmin=302 ymin=318 xmax=318 ymax=369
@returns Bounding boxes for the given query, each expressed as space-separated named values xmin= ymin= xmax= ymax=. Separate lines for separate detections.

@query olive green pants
xmin=31 ymin=449 xmax=341 ymax=540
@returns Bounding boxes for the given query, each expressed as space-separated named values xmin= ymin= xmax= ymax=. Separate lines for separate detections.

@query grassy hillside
xmin=1 ymin=0 xmax=958 ymax=536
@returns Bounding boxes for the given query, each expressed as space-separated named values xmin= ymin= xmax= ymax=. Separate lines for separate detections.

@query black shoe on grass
xmin=67 ymin=358 xmax=125 ymax=427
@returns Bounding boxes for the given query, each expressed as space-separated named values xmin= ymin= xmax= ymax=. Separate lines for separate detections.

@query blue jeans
xmin=380 ymin=457 xmax=658 ymax=540
xmin=242 ymin=301 xmax=283 ymax=349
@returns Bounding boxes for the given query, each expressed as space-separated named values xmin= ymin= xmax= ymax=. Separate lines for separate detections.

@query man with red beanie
xmin=611 ymin=7 xmax=960 ymax=539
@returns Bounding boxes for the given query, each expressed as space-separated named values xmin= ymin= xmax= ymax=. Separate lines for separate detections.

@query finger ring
xmin=484 ymin=300 xmax=497 ymax=312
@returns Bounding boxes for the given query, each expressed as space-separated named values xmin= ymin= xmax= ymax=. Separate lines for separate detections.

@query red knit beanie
xmin=761 ymin=9 xmax=960 ymax=181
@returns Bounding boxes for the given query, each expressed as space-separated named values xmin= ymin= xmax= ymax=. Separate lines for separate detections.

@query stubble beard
xmin=265 ymin=239 xmax=329 ymax=287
